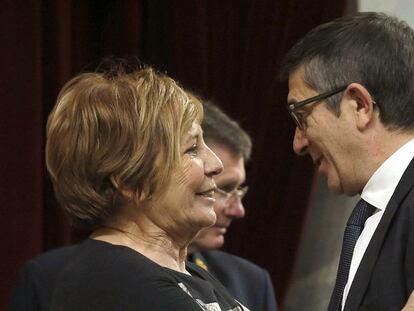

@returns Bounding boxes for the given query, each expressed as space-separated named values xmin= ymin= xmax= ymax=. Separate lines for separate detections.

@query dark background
xmin=1 ymin=0 xmax=347 ymax=309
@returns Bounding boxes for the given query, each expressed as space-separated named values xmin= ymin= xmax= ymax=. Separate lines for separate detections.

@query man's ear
xmin=345 ymin=83 xmax=376 ymax=130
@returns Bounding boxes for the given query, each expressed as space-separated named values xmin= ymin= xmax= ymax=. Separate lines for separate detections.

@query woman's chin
xmin=196 ymin=204 xmax=217 ymax=223
xmin=193 ymin=213 xmax=217 ymax=232
xmin=200 ymin=215 xmax=217 ymax=229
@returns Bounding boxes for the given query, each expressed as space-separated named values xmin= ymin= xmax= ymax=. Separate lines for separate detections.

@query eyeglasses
xmin=287 ymin=85 xmax=348 ymax=130
xmin=214 ymin=186 xmax=249 ymax=205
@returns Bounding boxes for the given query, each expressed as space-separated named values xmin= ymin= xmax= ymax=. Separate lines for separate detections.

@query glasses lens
xmin=236 ymin=186 xmax=248 ymax=199
xmin=291 ymin=112 xmax=303 ymax=130
xmin=215 ymin=188 xmax=229 ymax=200
xmin=215 ymin=186 xmax=248 ymax=204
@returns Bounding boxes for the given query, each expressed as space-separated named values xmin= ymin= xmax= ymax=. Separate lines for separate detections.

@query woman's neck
xmin=91 ymin=218 xmax=190 ymax=274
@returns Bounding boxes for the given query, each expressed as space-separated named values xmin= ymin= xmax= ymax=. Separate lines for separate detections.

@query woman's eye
xmin=185 ymin=144 xmax=198 ymax=155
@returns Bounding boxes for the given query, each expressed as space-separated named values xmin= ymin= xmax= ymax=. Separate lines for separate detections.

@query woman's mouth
xmin=196 ymin=189 xmax=216 ymax=198
xmin=196 ymin=187 xmax=217 ymax=204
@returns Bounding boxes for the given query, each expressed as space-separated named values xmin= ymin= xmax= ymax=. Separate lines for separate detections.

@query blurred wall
xmin=359 ymin=0 xmax=414 ymax=27
xmin=285 ymin=177 xmax=358 ymax=311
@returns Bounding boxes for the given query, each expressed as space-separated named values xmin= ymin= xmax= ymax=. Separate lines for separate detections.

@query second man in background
xmin=188 ymin=102 xmax=278 ymax=311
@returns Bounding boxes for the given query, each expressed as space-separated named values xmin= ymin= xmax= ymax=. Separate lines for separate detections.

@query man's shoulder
xmin=196 ymin=250 xmax=278 ymax=311
xmin=200 ymin=250 xmax=268 ymax=275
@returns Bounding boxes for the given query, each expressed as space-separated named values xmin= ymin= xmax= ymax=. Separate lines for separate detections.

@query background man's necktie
xmin=328 ymin=199 xmax=376 ymax=311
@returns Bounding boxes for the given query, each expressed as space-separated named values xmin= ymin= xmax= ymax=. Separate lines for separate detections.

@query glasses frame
xmin=215 ymin=185 xmax=249 ymax=205
xmin=287 ymin=85 xmax=348 ymax=130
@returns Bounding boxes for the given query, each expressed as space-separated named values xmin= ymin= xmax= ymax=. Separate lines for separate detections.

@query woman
xmin=44 ymin=67 xmax=247 ymax=310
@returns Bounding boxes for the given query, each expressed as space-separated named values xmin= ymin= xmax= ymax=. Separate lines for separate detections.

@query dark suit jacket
xmin=344 ymin=157 xmax=414 ymax=310
xmin=190 ymin=250 xmax=278 ymax=311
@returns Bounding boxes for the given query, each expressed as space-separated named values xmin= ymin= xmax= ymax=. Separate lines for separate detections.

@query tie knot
xmin=347 ymin=199 xmax=376 ymax=227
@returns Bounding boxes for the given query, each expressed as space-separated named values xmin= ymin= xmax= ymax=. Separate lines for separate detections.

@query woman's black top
xmin=49 ymin=239 xmax=245 ymax=310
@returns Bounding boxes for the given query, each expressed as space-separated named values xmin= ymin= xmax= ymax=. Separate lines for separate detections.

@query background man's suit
xmin=189 ymin=250 xmax=278 ymax=311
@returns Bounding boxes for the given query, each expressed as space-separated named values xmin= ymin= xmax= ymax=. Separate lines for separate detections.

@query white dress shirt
xmin=341 ymin=138 xmax=414 ymax=309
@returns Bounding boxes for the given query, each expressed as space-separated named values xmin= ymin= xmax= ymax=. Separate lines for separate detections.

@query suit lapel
xmin=345 ymin=157 xmax=414 ymax=310
xmin=190 ymin=252 xmax=209 ymax=271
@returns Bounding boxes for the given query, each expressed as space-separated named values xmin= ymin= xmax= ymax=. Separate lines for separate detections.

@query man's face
xmin=288 ymin=68 xmax=362 ymax=195
xmin=190 ymin=142 xmax=246 ymax=251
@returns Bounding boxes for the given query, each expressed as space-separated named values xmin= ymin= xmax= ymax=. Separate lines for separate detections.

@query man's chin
xmin=190 ymin=234 xmax=225 ymax=252
xmin=324 ymin=175 xmax=344 ymax=194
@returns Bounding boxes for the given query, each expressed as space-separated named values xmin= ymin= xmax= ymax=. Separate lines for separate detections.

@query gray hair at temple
xmin=202 ymin=101 xmax=252 ymax=161
xmin=279 ymin=12 xmax=414 ymax=130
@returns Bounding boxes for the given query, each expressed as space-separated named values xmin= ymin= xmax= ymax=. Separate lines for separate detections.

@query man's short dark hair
xmin=202 ymin=102 xmax=252 ymax=161
xmin=280 ymin=12 xmax=414 ymax=131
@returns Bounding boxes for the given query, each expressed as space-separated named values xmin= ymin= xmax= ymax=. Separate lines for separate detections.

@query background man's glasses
xmin=287 ymin=85 xmax=347 ymax=130
xmin=215 ymin=186 xmax=249 ymax=205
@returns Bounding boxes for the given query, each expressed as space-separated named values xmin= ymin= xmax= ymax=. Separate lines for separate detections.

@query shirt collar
xmin=361 ymin=138 xmax=414 ymax=210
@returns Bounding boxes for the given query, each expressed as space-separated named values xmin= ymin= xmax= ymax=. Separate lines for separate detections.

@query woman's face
xmin=148 ymin=122 xmax=223 ymax=241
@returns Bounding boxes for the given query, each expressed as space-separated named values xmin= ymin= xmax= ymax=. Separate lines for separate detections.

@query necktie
xmin=328 ymin=199 xmax=376 ymax=311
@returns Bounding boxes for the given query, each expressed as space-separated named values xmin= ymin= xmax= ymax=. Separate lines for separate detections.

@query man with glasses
xmin=188 ymin=102 xmax=278 ymax=311
xmin=280 ymin=12 xmax=414 ymax=311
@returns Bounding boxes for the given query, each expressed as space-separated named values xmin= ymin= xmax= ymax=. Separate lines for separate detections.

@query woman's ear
xmin=110 ymin=175 xmax=150 ymax=204
xmin=110 ymin=176 xmax=134 ymax=200
xmin=345 ymin=83 xmax=376 ymax=130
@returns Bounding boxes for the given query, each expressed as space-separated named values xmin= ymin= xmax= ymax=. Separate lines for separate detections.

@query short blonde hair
xmin=46 ymin=67 xmax=203 ymax=229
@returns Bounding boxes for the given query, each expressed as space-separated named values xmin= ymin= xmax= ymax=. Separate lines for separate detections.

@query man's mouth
xmin=214 ymin=223 xmax=227 ymax=228
xmin=313 ymin=156 xmax=323 ymax=167
xmin=213 ymin=224 xmax=228 ymax=233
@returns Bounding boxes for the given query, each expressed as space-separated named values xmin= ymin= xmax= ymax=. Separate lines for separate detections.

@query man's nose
xmin=204 ymin=145 xmax=223 ymax=177
xmin=293 ymin=127 xmax=309 ymax=156
xmin=224 ymin=198 xmax=245 ymax=219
